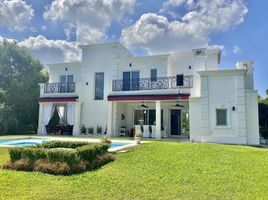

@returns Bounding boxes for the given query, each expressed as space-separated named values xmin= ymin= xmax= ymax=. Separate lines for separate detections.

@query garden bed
xmin=1 ymin=141 xmax=114 ymax=175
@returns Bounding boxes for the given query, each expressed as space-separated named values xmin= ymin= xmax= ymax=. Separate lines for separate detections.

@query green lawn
xmin=0 ymin=141 xmax=268 ymax=200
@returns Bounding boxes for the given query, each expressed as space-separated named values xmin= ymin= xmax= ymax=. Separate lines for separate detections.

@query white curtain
xmin=57 ymin=106 xmax=65 ymax=124
xmin=67 ymin=103 xmax=75 ymax=126
xmin=41 ymin=103 xmax=55 ymax=135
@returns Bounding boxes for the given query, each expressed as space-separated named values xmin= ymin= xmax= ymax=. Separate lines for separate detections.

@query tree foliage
xmin=0 ymin=42 xmax=47 ymax=134
xmin=258 ymin=91 xmax=268 ymax=138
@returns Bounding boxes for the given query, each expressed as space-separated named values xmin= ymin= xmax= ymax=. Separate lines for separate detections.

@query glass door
xmin=131 ymin=71 xmax=140 ymax=90
xmin=60 ymin=75 xmax=67 ymax=92
xmin=170 ymin=110 xmax=181 ymax=135
xmin=67 ymin=75 xmax=73 ymax=83
xmin=123 ymin=72 xmax=130 ymax=91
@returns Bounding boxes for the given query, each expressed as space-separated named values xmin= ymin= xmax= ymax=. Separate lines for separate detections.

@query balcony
xmin=112 ymin=75 xmax=193 ymax=92
xmin=39 ymin=82 xmax=80 ymax=98
xmin=44 ymin=82 xmax=76 ymax=93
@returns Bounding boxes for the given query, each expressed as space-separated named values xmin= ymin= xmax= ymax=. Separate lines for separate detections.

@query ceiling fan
xmin=138 ymin=101 xmax=148 ymax=108
xmin=172 ymin=100 xmax=184 ymax=108
xmin=171 ymin=89 xmax=185 ymax=108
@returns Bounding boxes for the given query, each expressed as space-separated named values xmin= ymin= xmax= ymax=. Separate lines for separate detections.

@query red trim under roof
xmin=107 ymin=94 xmax=189 ymax=101
xmin=39 ymin=96 xmax=78 ymax=103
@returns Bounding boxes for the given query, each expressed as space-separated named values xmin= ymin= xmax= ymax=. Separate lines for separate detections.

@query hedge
xmin=77 ymin=143 xmax=109 ymax=161
xmin=39 ymin=141 xmax=90 ymax=149
xmin=8 ymin=141 xmax=110 ymax=165
xmin=4 ymin=141 xmax=113 ymax=175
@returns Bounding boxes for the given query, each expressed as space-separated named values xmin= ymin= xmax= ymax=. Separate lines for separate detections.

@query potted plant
xmin=97 ymin=125 xmax=102 ymax=134
xmin=135 ymin=129 xmax=142 ymax=144
xmin=88 ymin=127 xmax=94 ymax=134
xmin=80 ymin=125 xmax=86 ymax=134
xmin=100 ymin=136 xmax=111 ymax=145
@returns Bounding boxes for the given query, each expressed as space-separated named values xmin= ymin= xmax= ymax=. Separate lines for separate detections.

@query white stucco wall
xmin=40 ymin=42 xmax=259 ymax=144
xmin=189 ymin=69 xmax=259 ymax=145
xmin=117 ymin=55 xmax=168 ymax=79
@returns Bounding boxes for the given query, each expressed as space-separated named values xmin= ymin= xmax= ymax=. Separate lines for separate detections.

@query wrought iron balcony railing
xmin=44 ymin=82 xmax=75 ymax=93
xmin=112 ymin=75 xmax=193 ymax=91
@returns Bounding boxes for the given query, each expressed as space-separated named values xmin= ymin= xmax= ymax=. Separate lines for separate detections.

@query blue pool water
xmin=0 ymin=138 xmax=131 ymax=149
xmin=0 ymin=138 xmax=49 ymax=147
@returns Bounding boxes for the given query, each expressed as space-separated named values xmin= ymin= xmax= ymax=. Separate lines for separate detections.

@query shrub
xmin=81 ymin=125 xmax=86 ymax=134
xmin=88 ymin=127 xmax=94 ymax=134
xmin=40 ymin=141 xmax=89 ymax=149
xmin=100 ymin=137 xmax=111 ymax=144
xmin=9 ymin=147 xmax=47 ymax=162
xmin=3 ymin=141 xmax=112 ymax=175
xmin=3 ymin=158 xmax=33 ymax=171
xmin=9 ymin=148 xmax=23 ymax=162
xmin=47 ymin=149 xmax=78 ymax=165
xmin=77 ymin=143 xmax=109 ymax=162
xmin=87 ymin=153 xmax=115 ymax=170
xmin=34 ymin=160 xmax=71 ymax=175
xmin=97 ymin=125 xmax=102 ymax=134
xmin=21 ymin=148 xmax=47 ymax=161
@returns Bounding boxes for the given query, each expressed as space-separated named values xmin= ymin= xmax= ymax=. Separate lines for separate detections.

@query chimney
xmin=236 ymin=61 xmax=254 ymax=90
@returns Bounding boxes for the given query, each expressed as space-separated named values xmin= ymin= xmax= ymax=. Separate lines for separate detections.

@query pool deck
xmin=0 ymin=135 xmax=189 ymax=151
xmin=0 ymin=135 xmax=143 ymax=152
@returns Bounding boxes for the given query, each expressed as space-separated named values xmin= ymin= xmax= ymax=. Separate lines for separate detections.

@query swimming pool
xmin=0 ymin=137 xmax=133 ymax=150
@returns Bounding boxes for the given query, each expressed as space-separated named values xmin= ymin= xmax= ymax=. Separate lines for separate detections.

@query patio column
xmin=107 ymin=101 xmax=113 ymax=137
xmin=72 ymin=102 xmax=81 ymax=136
xmin=155 ymin=101 xmax=161 ymax=140
xmin=37 ymin=102 xmax=44 ymax=135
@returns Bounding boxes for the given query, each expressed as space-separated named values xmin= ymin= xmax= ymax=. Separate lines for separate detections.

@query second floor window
xmin=95 ymin=72 xmax=104 ymax=100
xmin=60 ymin=75 xmax=73 ymax=83
xmin=151 ymin=69 xmax=157 ymax=82
xmin=123 ymin=71 xmax=140 ymax=91
xmin=59 ymin=75 xmax=74 ymax=93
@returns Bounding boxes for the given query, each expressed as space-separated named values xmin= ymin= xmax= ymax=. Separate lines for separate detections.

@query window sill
xmin=214 ymin=125 xmax=231 ymax=129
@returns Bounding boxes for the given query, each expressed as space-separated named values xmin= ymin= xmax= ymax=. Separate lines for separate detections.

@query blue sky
xmin=0 ymin=0 xmax=267 ymax=97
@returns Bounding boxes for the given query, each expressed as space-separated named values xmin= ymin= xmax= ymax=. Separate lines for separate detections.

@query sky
xmin=0 ymin=0 xmax=267 ymax=97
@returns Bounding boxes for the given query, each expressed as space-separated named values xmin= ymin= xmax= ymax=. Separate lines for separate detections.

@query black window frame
xmin=95 ymin=72 xmax=104 ymax=100
xmin=216 ymin=108 xmax=227 ymax=126
xmin=151 ymin=69 xmax=157 ymax=82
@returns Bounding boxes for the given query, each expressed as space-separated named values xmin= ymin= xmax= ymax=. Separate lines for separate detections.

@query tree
xmin=259 ymin=89 xmax=268 ymax=138
xmin=0 ymin=42 xmax=47 ymax=134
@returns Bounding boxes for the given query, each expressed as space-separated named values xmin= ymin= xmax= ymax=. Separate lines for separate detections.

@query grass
xmin=0 ymin=141 xmax=268 ymax=199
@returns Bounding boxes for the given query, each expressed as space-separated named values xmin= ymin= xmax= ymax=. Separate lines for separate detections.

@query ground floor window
xmin=216 ymin=108 xmax=227 ymax=126
xmin=134 ymin=109 xmax=163 ymax=125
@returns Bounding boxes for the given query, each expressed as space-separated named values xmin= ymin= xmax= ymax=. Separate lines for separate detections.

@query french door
xmin=123 ymin=71 xmax=140 ymax=91
xmin=60 ymin=75 xmax=74 ymax=92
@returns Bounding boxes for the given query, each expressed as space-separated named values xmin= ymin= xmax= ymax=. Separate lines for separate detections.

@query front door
xmin=170 ymin=109 xmax=181 ymax=135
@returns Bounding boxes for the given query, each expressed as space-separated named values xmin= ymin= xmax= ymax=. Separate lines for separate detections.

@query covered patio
xmin=107 ymin=93 xmax=190 ymax=139
xmin=37 ymin=97 xmax=81 ymax=136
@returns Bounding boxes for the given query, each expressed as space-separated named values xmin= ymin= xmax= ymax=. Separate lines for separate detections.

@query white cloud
xmin=0 ymin=0 xmax=34 ymax=30
xmin=0 ymin=36 xmax=17 ymax=44
xmin=121 ymin=0 xmax=248 ymax=54
xmin=18 ymin=35 xmax=81 ymax=65
xmin=43 ymin=0 xmax=135 ymax=43
xmin=232 ymin=45 xmax=242 ymax=54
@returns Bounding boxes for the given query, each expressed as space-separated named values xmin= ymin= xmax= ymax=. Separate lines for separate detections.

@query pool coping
xmin=0 ymin=136 xmax=143 ymax=152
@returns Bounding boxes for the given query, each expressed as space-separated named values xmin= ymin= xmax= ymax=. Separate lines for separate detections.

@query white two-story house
xmin=37 ymin=42 xmax=259 ymax=145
